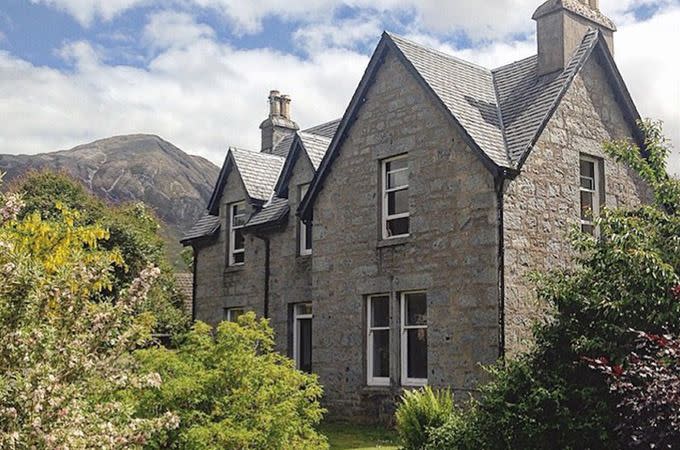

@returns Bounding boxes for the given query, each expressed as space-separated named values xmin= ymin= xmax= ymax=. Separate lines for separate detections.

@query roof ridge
xmin=229 ymin=146 xmax=285 ymax=161
xmin=491 ymin=54 xmax=538 ymax=73
xmin=385 ymin=31 xmax=493 ymax=74
xmin=302 ymin=118 xmax=341 ymax=133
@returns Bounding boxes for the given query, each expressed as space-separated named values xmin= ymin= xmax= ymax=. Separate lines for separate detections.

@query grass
xmin=320 ymin=422 xmax=400 ymax=450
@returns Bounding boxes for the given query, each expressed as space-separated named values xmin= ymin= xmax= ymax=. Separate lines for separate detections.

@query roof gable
xmin=300 ymin=29 xmax=643 ymax=220
xmin=207 ymin=148 xmax=284 ymax=214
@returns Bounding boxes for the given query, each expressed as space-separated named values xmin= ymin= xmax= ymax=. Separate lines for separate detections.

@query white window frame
xmin=293 ymin=303 xmax=313 ymax=371
xmin=225 ymin=307 xmax=245 ymax=322
xmin=299 ymin=184 xmax=312 ymax=256
xmin=579 ymin=155 xmax=601 ymax=234
xmin=400 ymin=291 xmax=427 ymax=386
xmin=367 ymin=295 xmax=391 ymax=386
xmin=229 ymin=201 xmax=246 ymax=266
xmin=382 ymin=154 xmax=410 ymax=240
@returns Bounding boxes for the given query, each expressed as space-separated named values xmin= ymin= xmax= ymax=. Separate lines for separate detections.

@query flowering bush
xmin=585 ymin=330 xmax=680 ymax=449
xmin=0 ymin=177 xmax=178 ymax=448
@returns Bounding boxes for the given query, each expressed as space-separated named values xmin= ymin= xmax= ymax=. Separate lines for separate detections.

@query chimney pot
xmin=280 ymin=95 xmax=291 ymax=119
xmin=269 ymin=90 xmax=281 ymax=117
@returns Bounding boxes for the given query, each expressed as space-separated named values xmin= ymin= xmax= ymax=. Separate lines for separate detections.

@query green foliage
xmin=422 ymin=120 xmax=680 ymax=449
xmin=10 ymin=171 xmax=189 ymax=336
xmin=130 ymin=314 xmax=328 ymax=449
xmin=0 ymin=181 xmax=178 ymax=448
xmin=395 ymin=386 xmax=454 ymax=450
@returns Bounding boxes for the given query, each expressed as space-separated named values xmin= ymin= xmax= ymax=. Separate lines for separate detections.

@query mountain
xmin=0 ymin=134 xmax=219 ymax=265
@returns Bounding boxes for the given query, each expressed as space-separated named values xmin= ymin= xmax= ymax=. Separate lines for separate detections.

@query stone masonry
xmin=184 ymin=0 xmax=653 ymax=422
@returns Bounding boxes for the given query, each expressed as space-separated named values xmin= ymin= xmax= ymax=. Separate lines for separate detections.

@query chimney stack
xmin=260 ymin=90 xmax=299 ymax=154
xmin=533 ymin=0 xmax=616 ymax=77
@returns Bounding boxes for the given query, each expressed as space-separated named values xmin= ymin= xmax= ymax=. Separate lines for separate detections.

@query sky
xmin=0 ymin=0 xmax=678 ymax=174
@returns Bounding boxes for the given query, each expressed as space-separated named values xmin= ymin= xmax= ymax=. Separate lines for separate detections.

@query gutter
xmin=261 ymin=236 xmax=271 ymax=318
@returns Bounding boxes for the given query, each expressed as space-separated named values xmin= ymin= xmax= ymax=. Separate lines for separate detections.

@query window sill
xmin=363 ymin=384 xmax=392 ymax=391
xmin=224 ymin=264 xmax=245 ymax=274
xmin=377 ymin=235 xmax=410 ymax=248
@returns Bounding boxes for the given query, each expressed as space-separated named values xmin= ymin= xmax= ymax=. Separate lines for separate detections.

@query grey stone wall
xmin=194 ymin=169 xmax=267 ymax=327
xmin=311 ymin=49 xmax=500 ymax=422
xmin=267 ymin=153 xmax=316 ymax=356
xmin=503 ymin=54 xmax=652 ymax=355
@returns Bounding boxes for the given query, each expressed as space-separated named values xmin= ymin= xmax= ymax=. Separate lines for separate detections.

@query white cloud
xmin=293 ymin=14 xmax=382 ymax=54
xmin=2 ymin=2 xmax=678 ymax=176
xmin=30 ymin=0 xmax=148 ymax=27
xmin=0 ymin=14 xmax=367 ymax=164
xmin=142 ymin=11 xmax=215 ymax=51
xmin=615 ymin=4 xmax=680 ymax=174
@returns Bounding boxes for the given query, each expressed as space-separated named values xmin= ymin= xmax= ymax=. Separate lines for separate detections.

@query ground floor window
xmin=367 ymin=295 xmax=390 ymax=386
xmin=224 ymin=307 xmax=245 ymax=322
xmin=293 ymin=303 xmax=313 ymax=373
xmin=401 ymin=291 xmax=427 ymax=386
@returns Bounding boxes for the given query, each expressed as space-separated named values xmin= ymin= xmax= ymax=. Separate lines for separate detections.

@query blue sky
xmin=0 ymin=0 xmax=678 ymax=173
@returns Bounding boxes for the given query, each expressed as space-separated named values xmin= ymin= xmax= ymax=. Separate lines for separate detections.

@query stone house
xmin=182 ymin=0 xmax=651 ymax=421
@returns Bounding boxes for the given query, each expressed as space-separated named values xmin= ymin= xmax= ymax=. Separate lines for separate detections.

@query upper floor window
xmin=580 ymin=156 xmax=601 ymax=235
xmin=401 ymin=291 xmax=427 ymax=386
xmin=299 ymin=184 xmax=312 ymax=256
xmin=382 ymin=155 xmax=409 ymax=239
xmin=229 ymin=201 xmax=246 ymax=266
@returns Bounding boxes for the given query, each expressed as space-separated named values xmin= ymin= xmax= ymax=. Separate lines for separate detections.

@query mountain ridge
xmin=0 ymin=134 xmax=219 ymax=265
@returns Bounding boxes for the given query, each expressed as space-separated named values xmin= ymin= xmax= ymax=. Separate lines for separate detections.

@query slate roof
xmin=174 ymin=272 xmax=194 ymax=313
xmin=494 ymin=28 xmax=599 ymax=164
xmin=389 ymin=33 xmax=510 ymax=167
xmin=229 ymin=148 xmax=285 ymax=201
xmin=180 ymin=213 xmax=220 ymax=243
xmin=387 ymin=30 xmax=601 ymax=169
xmin=303 ymin=119 xmax=341 ymax=139
xmin=271 ymin=134 xmax=296 ymax=158
xmin=244 ymin=196 xmax=290 ymax=229
xmin=298 ymin=132 xmax=333 ymax=170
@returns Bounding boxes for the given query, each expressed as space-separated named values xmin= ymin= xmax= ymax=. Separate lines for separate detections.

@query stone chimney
xmin=532 ymin=0 xmax=616 ymax=77
xmin=260 ymin=90 xmax=299 ymax=153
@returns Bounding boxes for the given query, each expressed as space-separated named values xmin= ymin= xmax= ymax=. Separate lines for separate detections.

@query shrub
xmin=396 ymin=386 xmax=454 ymax=450
xmin=0 ymin=181 xmax=178 ymax=448
xmin=585 ymin=330 xmax=680 ymax=449
xmin=130 ymin=313 xmax=328 ymax=449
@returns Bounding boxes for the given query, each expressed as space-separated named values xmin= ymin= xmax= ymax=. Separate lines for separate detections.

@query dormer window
xmin=382 ymin=155 xmax=409 ymax=239
xmin=579 ymin=156 xmax=602 ymax=235
xmin=299 ymin=184 xmax=312 ymax=256
xmin=229 ymin=201 xmax=246 ymax=265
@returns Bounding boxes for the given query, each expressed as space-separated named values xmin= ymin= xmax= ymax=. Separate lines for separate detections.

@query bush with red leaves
xmin=585 ymin=330 xmax=680 ymax=449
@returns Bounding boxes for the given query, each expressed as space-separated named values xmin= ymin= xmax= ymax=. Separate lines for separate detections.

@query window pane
xmin=304 ymin=222 xmax=313 ymax=251
xmin=370 ymin=296 xmax=390 ymax=328
xmin=387 ymin=217 xmax=409 ymax=237
xmin=580 ymin=191 xmax=594 ymax=221
xmin=234 ymin=229 xmax=245 ymax=250
xmin=582 ymin=223 xmax=595 ymax=235
xmin=388 ymin=189 xmax=408 ymax=215
xmin=372 ymin=330 xmax=390 ymax=378
xmin=233 ymin=251 xmax=244 ymax=264
xmin=580 ymin=159 xmax=595 ymax=178
xmin=298 ymin=318 xmax=312 ymax=373
xmin=297 ymin=303 xmax=312 ymax=316
xmin=388 ymin=169 xmax=408 ymax=189
xmin=580 ymin=176 xmax=594 ymax=190
xmin=386 ymin=158 xmax=407 ymax=173
xmin=406 ymin=293 xmax=427 ymax=326
xmin=227 ymin=308 xmax=244 ymax=322
xmin=407 ymin=328 xmax=427 ymax=379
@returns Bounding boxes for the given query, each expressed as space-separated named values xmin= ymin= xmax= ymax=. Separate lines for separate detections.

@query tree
xmin=9 ymin=171 xmax=189 ymax=337
xmin=0 ymin=177 xmax=178 ymax=448
xmin=130 ymin=314 xmax=328 ymax=450
xmin=424 ymin=120 xmax=680 ymax=449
